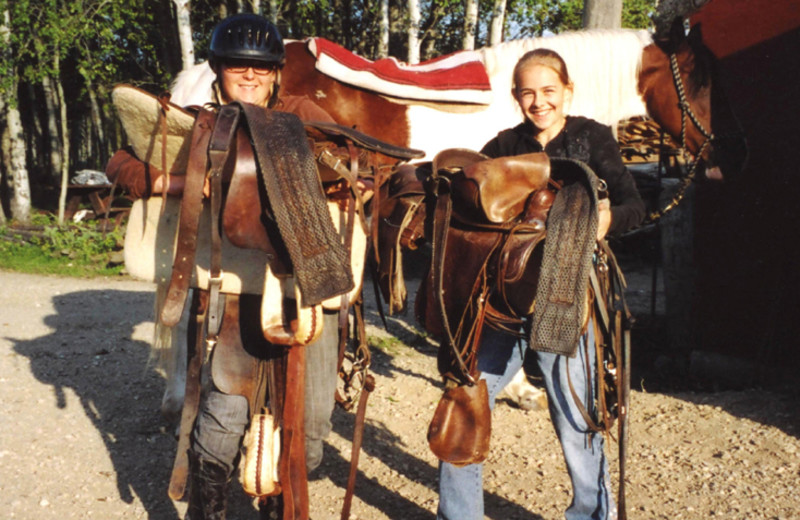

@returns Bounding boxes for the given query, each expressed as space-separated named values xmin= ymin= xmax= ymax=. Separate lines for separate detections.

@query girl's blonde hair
xmin=512 ymin=48 xmax=573 ymax=92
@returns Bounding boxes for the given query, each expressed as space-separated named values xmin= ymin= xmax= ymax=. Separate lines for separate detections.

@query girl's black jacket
xmin=481 ymin=116 xmax=645 ymax=236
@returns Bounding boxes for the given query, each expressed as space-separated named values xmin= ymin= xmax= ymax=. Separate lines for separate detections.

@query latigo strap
xmin=160 ymin=110 xmax=216 ymax=327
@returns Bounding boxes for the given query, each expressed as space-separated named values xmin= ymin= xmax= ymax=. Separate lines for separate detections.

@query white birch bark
xmin=378 ymin=0 xmax=390 ymax=58
xmin=173 ymin=0 xmax=195 ymax=70
xmin=463 ymin=0 xmax=478 ymax=50
xmin=1 ymin=10 xmax=31 ymax=224
xmin=268 ymin=0 xmax=278 ymax=24
xmin=407 ymin=0 xmax=421 ymax=64
xmin=583 ymin=0 xmax=622 ymax=29
xmin=488 ymin=0 xmax=506 ymax=46
xmin=54 ymin=52 xmax=70 ymax=224
xmin=8 ymin=105 xmax=32 ymax=224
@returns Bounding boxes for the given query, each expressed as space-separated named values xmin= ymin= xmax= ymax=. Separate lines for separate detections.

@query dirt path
xmin=1 ymin=270 xmax=798 ymax=520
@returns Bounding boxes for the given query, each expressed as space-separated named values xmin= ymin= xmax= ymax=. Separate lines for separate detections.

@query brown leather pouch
xmin=427 ymin=379 xmax=491 ymax=466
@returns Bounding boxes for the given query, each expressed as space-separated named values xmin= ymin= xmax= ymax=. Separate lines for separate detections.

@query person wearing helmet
xmin=106 ymin=13 xmax=346 ymax=520
xmin=108 ymin=13 xmax=335 ymax=197
xmin=207 ymin=13 xmax=287 ymax=109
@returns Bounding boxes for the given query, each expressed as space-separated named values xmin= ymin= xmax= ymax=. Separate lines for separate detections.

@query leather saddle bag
xmin=427 ymin=379 xmax=491 ymax=466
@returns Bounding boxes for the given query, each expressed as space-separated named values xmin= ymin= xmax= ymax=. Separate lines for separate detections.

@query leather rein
xmin=647 ymin=52 xmax=742 ymax=223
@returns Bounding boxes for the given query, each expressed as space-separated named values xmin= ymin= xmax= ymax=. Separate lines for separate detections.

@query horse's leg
xmin=501 ymin=368 xmax=547 ymax=411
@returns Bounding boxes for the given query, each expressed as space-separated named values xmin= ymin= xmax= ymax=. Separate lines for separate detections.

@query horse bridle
xmin=647 ymin=53 xmax=716 ymax=222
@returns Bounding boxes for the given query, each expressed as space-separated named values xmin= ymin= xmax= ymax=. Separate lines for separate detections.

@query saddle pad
xmin=124 ymin=196 xmax=366 ymax=299
xmin=111 ymin=84 xmax=195 ymax=174
xmin=124 ymin=197 xmax=271 ymax=293
xmin=307 ymin=38 xmax=493 ymax=105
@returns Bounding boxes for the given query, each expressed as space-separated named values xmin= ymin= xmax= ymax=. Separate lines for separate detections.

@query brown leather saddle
xmin=376 ymin=149 xmax=556 ymax=382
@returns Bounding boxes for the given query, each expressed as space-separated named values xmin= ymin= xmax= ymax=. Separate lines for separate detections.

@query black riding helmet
xmin=209 ymin=14 xmax=285 ymax=107
xmin=208 ymin=14 xmax=286 ymax=68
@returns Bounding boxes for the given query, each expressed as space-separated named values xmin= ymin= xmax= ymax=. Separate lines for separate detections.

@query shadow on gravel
xmin=11 ymin=289 xmax=182 ymax=520
xmin=322 ymin=405 xmax=545 ymax=520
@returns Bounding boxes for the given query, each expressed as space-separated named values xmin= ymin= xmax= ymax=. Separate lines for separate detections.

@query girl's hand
xmin=356 ymin=178 xmax=374 ymax=203
xmin=597 ymin=198 xmax=611 ymax=241
xmin=153 ymin=174 xmax=186 ymax=196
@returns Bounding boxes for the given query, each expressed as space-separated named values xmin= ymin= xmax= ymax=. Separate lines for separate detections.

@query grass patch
xmin=369 ymin=334 xmax=404 ymax=355
xmin=0 ymin=214 xmax=125 ymax=277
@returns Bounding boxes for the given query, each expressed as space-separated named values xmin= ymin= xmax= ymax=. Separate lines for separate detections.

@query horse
xmin=162 ymin=22 xmax=745 ymax=418
xmin=172 ymin=25 xmax=739 ymax=177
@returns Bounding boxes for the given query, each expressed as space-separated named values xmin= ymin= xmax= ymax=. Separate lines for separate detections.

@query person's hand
xmin=152 ymin=174 xmax=186 ymax=195
xmin=356 ymin=178 xmax=374 ymax=203
xmin=597 ymin=198 xmax=611 ymax=241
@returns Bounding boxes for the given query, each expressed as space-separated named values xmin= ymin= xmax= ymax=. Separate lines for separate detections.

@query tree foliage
xmin=0 ymin=0 xmax=657 ymax=218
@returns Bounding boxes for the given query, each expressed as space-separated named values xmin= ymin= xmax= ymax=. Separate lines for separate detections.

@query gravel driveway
xmin=1 ymin=270 xmax=798 ymax=519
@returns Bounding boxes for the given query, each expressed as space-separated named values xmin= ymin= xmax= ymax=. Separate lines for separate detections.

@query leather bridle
xmin=647 ymin=53 xmax=713 ymax=222
xmin=648 ymin=51 xmax=745 ymax=222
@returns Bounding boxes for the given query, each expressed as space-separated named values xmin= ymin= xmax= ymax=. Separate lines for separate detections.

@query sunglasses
xmin=222 ymin=61 xmax=278 ymax=75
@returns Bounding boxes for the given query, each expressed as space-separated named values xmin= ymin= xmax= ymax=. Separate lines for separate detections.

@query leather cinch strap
xmin=234 ymin=102 xmax=354 ymax=307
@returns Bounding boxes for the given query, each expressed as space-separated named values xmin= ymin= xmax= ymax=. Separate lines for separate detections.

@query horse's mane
xmin=170 ymin=62 xmax=216 ymax=107
xmin=478 ymin=29 xmax=653 ymax=127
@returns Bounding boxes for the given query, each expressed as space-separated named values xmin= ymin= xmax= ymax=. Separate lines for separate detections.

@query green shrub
xmin=0 ymin=215 xmax=125 ymax=277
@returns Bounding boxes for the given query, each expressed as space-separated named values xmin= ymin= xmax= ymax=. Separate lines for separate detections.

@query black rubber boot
xmin=185 ymin=453 xmax=231 ymax=520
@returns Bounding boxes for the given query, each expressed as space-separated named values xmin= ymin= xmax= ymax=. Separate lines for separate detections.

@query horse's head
xmin=639 ymin=19 xmax=747 ymax=180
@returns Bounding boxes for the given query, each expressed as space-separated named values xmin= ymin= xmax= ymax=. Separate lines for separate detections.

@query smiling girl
xmin=436 ymin=49 xmax=645 ymax=520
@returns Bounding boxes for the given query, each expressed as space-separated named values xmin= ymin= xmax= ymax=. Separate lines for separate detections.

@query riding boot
xmin=258 ymin=494 xmax=283 ymax=520
xmin=185 ymin=453 xmax=231 ymax=520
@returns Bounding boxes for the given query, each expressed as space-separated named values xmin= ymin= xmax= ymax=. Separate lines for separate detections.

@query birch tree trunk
xmin=378 ymin=0 xmax=390 ymax=57
xmin=488 ymin=0 xmax=506 ymax=46
xmin=0 ymin=120 xmax=7 ymax=223
xmin=173 ymin=0 xmax=195 ymax=70
xmin=6 ymin=105 xmax=32 ymax=224
xmin=54 ymin=52 xmax=70 ymax=224
xmin=583 ymin=0 xmax=622 ymax=29
xmin=463 ymin=0 xmax=479 ymax=50
xmin=41 ymin=74 xmax=63 ymax=187
xmin=25 ymin=83 xmax=41 ymax=166
xmin=0 ymin=9 xmax=9 ymax=223
xmin=80 ymin=70 xmax=106 ymax=168
xmin=407 ymin=0 xmax=421 ymax=64
xmin=248 ymin=0 xmax=261 ymax=15
xmin=2 ymin=7 xmax=32 ymax=224
xmin=268 ymin=0 xmax=278 ymax=23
